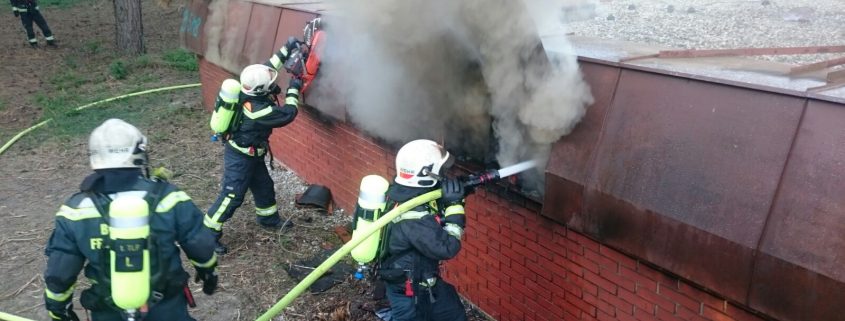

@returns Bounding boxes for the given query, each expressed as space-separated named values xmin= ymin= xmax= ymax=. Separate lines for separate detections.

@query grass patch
xmin=83 ymin=40 xmax=102 ymax=55
xmin=109 ymin=60 xmax=129 ymax=80
xmin=162 ymin=48 xmax=198 ymax=71
xmin=133 ymin=54 xmax=154 ymax=69
xmin=32 ymin=90 xmax=200 ymax=140
xmin=49 ymin=70 xmax=87 ymax=90
xmin=63 ymin=55 xmax=79 ymax=69
xmin=26 ymin=40 xmax=201 ymax=148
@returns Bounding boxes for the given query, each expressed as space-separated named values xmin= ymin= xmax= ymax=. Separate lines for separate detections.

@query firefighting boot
xmin=257 ymin=211 xmax=295 ymax=231
xmin=259 ymin=217 xmax=294 ymax=231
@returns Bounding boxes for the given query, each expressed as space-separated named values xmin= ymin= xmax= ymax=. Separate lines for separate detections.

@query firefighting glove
xmin=288 ymin=77 xmax=303 ymax=91
xmin=440 ymin=178 xmax=465 ymax=206
xmin=441 ymin=178 xmax=466 ymax=231
xmin=151 ymin=166 xmax=173 ymax=181
xmin=194 ymin=267 xmax=218 ymax=295
xmin=46 ymin=302 xmax=80 ymax=321
xmin=268 ymin=82 xmax=282 ymax=96
xmin=275 ymin=36 xmax=302 ymax=63
xmin=284 ymin=36 xmax=303 ymax=55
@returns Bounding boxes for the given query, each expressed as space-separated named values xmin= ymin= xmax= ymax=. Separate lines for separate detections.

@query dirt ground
xmin=0 ymin=1 xmax=490 ymax=320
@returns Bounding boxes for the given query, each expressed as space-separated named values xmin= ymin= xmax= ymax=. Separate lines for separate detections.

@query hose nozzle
xmin=462 ymin=170 xmax=500 ymax=192
xmin=459 ymin=160 xmax=537 ymax=193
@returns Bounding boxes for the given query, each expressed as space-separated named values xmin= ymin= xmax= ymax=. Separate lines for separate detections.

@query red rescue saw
xmin=283 ymin=18 xmax=325 ymax=96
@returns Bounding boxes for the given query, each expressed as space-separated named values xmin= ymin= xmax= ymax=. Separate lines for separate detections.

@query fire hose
xmin=0 ymin=83 xmax=201 ymax=157
xmin=255 ymin=160 xmax=536 ymax=321
xmin=255 ymin=189 xmax=443 ymax=321
xmin=0 ymin=311 xmax=36 ymax=321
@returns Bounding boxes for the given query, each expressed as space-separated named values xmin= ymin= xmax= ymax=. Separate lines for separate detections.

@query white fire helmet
xmin=394 ymin=139 xmax=454 ymax=187
xmin=88 ymin=119 xmax=148 ymax=170
xmin=239 ymin=64 xmax=279 ymax=96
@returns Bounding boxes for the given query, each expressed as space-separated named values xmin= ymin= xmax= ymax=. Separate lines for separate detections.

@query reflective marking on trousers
xmin=191 ymin=253 xmax=218 ymax=268
xmin=255 ymin=204 xmax=278 ymax=216
xmin=205 ymin=194 xmax=233 ymax=231
xmin=203 ymin=216 xmax=222 ymax=231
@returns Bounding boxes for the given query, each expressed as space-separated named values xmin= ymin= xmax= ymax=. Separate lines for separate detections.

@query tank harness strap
xmin=137 ymin=179 xmax=171 ymax=306
xmin=83 ymin=179 xmax=172 ymax=309
xmin=227 ymin=140 xmax=266 ymax=157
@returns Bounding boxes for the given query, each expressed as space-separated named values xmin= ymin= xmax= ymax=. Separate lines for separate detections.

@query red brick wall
xmin=199 ymin=58 xmax=769 ymax=321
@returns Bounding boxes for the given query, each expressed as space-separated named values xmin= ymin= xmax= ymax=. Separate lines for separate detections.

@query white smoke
xmin=310 ymin=0 xmax=594 ymax=192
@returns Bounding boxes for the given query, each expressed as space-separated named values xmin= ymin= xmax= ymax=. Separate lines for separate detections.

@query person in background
xmin=11 ymin=0 xmax=55 ymax=47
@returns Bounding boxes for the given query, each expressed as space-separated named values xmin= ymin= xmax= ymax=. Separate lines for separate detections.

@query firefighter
xmin=376 ymin=139 xmax=468 ymax=321
xmin=11 ymin=0 xmax=55 ymax=47
xmin=204 ymin=37 xmax=304 ymax=254
xmin=44 ymin=119 xmax=218 ymax=321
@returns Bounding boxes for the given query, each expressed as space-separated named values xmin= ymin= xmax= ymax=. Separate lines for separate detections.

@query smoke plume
xmin=309 ymin=0 xmax=595 ymax=193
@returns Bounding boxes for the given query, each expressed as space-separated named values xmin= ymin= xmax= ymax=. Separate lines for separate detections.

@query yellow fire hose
xmin=0 ymin=311 xmax=36 ymax=321
xmin=255 ymin=189 xmax=443 ymax=321
xmin=0 ymin=83 xmax=201 ymax=156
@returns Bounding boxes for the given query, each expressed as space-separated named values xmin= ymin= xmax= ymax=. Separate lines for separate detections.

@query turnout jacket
xmin=226 ymin=50 xmax=301 ymax=155
xmin=228 ymin=91 xmax=298 ymax=153
xmin=378 ymin=184 xmax=465 ymax=282
xmin=44 ymin=169 xmax=217 ymax=312
xmin=10 ymin=0 xmax=39 ymax=12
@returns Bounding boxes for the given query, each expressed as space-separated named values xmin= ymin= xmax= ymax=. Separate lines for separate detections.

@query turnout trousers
xmin=19 ymin=10 xmax=53 ymax=44
xmin=205 ymin=145 xmax=282 ymax=233
xmin=385 ymin=280 xmax=467 ymax=321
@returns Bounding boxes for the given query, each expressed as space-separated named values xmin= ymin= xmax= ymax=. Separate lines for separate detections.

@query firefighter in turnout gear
xmin=375 ymin=139 xmax=468 ymax=321
xmin=43 ymin=119 xmax=218 ymax=321
xmin=205 ymin=37 xmax=303 ymax=254
xmin=10 ymin=0 xmax=54 ymax=47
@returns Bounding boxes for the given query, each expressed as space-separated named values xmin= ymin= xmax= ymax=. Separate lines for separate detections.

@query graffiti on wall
xmin=180 ymin=8 xmax=203 ymax=38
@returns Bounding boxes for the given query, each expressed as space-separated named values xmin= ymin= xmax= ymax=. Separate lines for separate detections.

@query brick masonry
xmin=200 ymin=58 xmax=771 ymax=321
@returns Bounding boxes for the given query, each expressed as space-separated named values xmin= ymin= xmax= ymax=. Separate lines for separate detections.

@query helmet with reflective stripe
xmin=89 ymin=119 xmax=148 ymax=170
xmin=239 ymin=64 xmax=278 ymax=96
xmin=394 ymin=139 xmax=454 ymax=187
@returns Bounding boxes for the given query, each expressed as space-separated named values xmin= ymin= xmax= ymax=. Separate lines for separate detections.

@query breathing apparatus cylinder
xmin=350 ymin=175 xmax=389 ymax=278
xmin=108 ymin=195 xmax=151 ymax=311
xmin=209 ymin=79 xmax=242 ymax=136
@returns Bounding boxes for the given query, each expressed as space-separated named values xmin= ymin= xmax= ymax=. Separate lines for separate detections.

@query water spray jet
xmin=462 ymin=159 xmax=538 ymax=192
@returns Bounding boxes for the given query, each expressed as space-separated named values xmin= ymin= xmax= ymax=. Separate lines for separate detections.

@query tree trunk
xmin=114 ymin=0 xmax=145 ymax=55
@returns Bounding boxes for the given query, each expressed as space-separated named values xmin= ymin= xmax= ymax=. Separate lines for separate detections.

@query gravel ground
xmin=565 ymin=0 xmax=845 ymax=65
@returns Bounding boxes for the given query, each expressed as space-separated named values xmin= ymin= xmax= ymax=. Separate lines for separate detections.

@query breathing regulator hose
xmin=254 ymin=189 xmax=443 ymax=321
xmin=0 ymin=83 xmax=201 ymax=156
